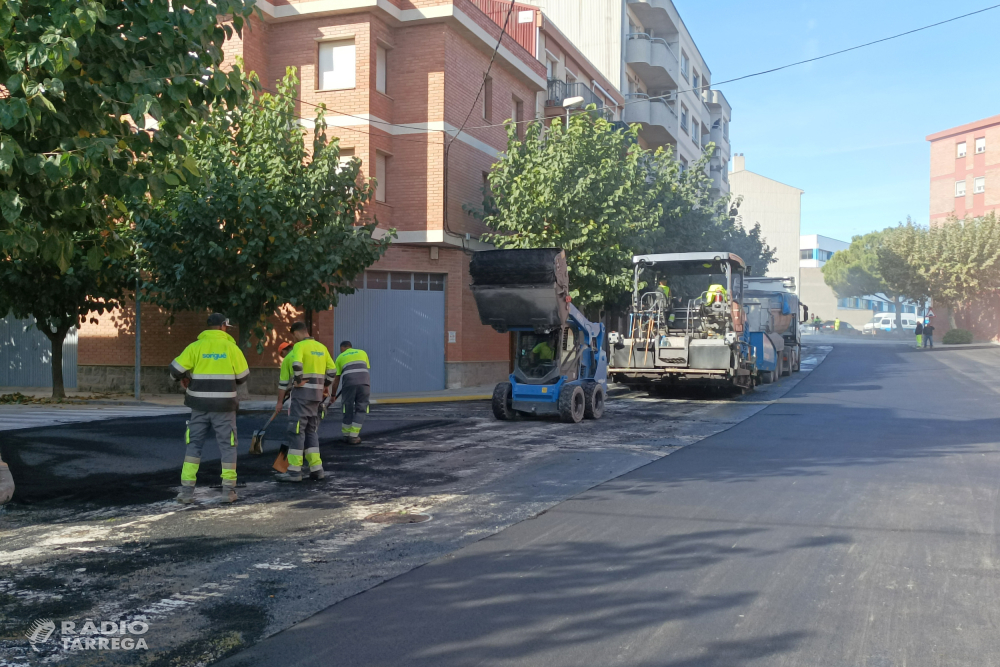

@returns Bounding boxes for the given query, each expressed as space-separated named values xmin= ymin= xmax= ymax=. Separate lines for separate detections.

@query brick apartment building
xmin=927 ymin=113 xmax=1000 ymax=225
xmin=73 ymin=0 xmax=625 ymax=395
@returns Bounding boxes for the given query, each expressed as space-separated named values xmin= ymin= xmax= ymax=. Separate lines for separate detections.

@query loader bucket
xmin=469 ymin=249 xmax=571 ymax=333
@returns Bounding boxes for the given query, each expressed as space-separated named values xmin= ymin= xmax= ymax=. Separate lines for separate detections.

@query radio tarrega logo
xmin=25 ymin=618 xmax=56 ymax=651
xmin=24 ymin=618 xmax=150 ymax=652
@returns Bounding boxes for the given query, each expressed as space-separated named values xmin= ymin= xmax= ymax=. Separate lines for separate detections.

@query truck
xmin=469 ymin=248 xmax=608 ymax=423
xmin=743 ymin=276 xmax=804 ymax=383
xmin=607 ymin=252 xmax=755 ymax=392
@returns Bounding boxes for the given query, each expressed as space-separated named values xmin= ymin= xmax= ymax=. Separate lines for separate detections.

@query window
xmin=800 ymin=249 xmax=814 ymax=260
xmin=679 ymin=156 xmax=688 ymax=171
xmin=692 ymin=73 xmax=699 ymax=92
xmin=976 ymin=137 xmax=986 ymax=154
xmin=318 ymin=39 xmax=356 ymax=90
xmin=375 ymin=152 xmax=387 ymax=202
xmin=512 ymin=97 xmax=523 ymax=139
xmin=482 ymin=76 xmax=492 ymax=122
xmin=692 ymin=120 xmax=699 ymax=143
xmin=391 ymin=273 xmax=411 ymax=290
xmin=680 ymin=53 xmax=689 ymax=80
xmin=376 ymin=44 xmax=387 ymax=94
xmin=565 ymin=69 xmax=577 ymax=84
xmin=337 ymin=147 xmax=355 ymax=173
xmin=366 ymin=271 xmax=389 ymax=289
xmin=680 ymin=105 xmax=688 ymax=131
xmin=957 ymin=142 xmax=967 ymax=158
xmin=545 ymin=58 xmax=555 ymax=79
xmin=955 ymin=180 xmax=966 ymax=197
xmin=974 ymin=177 xmax=985 ymax=194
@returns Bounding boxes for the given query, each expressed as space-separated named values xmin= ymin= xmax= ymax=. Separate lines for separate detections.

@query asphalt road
xmin=220 ymin=342 xmax=1000 ymax=667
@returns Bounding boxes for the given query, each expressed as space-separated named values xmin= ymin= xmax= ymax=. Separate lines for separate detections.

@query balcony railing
xmin=546 ymin=79 xmax=606 ymax=110
xmin=626 ymin=32 xmax=675 ymax=57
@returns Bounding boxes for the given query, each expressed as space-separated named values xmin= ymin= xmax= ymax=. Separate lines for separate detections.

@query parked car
xmin=863 ymin=314 xmax=918 ymax=335
xmin=821 ymin=320 xmax=861 ymax=335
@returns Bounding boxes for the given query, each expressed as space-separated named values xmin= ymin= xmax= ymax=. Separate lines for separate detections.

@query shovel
xmin=251 ymin=399 xmax=288 ymax=456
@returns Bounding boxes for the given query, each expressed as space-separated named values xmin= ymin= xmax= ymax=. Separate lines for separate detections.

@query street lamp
xmin=562 ymin=95 xmax=585 ymax=127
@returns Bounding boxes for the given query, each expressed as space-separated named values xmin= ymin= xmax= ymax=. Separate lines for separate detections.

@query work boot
xmin=175 ymin=486 xmax=195 ymax=504
xmin=223 ymin=487 xmax=238 ymax=503
xmin=274 ymin=472 xmax=302 ymax=483
xmin=309 ymin=469 xmax=326 ymax=481
xmin=347 ymin=436 xmax=361 ymax=445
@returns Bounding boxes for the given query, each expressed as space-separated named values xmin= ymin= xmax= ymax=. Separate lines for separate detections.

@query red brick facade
xmin=76 ymin=0 xmax=550 ymax=391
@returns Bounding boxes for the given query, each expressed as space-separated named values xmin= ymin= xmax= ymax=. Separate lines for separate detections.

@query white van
xmin=863 ymin=314 xmax=917 ymax=334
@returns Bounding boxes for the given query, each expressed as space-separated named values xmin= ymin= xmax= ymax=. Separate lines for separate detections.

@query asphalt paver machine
xmin=607 ymin=252 xmax=755 ymax=392
xmin=469 ymin=248 xmax=608 ymax=423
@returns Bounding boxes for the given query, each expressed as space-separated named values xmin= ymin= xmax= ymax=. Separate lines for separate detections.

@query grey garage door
xmin=333 ymin=271 xmax=446 ymax=394
xmin=0 ymin=312 xmax=77 ymax=389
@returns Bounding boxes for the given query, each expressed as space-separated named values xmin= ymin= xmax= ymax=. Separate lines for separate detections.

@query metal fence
xmin=0 ymin=312 xmax=77 ymax=388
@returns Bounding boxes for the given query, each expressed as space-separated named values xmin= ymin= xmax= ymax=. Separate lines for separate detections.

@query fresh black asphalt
xmin=217 ymin=343 xmax=1000 ymax=667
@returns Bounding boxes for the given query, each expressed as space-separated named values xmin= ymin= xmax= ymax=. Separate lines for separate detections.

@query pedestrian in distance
xmin=813 ymin=315 xmax=822 ymax=333
xmin=330 ymin=340 xmax=371 ymax=445
xmin=834 ymin=317 xmax=840 ymax=332
xmin=923 ymin=322 xmax=935 ymax=348
xmin=914 ymin=320 xmax=923 ymax=348
xmin=274 ymin=323 xmax=337 ymax=483
xmin=169 ymin=313 xmax=249 ymax=504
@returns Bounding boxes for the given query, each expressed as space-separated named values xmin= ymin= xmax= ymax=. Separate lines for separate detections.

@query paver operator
xmin=275 ymin=322 xmax=336 ymax=483
xmin=169 ymin=313 xmax=250 ymax=504
xmin=330 ymin=341 xmax=371 ymax=445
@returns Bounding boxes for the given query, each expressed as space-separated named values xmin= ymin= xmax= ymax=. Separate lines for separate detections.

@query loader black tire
xmin=558 ymin=384 xmax=586 ymax=423
xmin=491 ymin=382 xmax=516 ymax=421
xmin=759 ymin=370 xmax=774 ymax=385
xmin=583 ymin=382 xmax=605 ymax=420
xmin=792 ymin=346 xmax=801 ymax=372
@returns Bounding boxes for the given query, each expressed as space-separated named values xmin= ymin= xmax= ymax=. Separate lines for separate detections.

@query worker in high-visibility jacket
xmin=169 ymin=313 xmax=249 ymax=504
xmin=657 ymin=279 xmax=676 ymax=327
xmin=330 ymin=341 xmax=371 ymax=445
xmin=274 ymin=322 xmax=336 ymax=483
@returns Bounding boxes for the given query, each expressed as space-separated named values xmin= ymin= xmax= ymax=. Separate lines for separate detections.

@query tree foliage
xmin=823 ymin=229 xmax=908 ymax=327
xmin=0 ymin=224 xmax=133 ymax=397
xmin=477 ymin=110 xmax=775 ymax=310
xmin=0 ymin=0 xmax=257 ymax=265
xmin=480 ymin=112 xmax=666 ymax=309
xmin=135 ymin=68 xmax=392 ymax=350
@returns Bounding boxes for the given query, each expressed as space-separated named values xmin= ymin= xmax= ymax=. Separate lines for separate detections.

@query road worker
xmin=330 ymin=341 xmax=371 ymax=445
xmin=705 ymin=284 xmax=728 ymax=304
xmin=657 ymin=279 xmax=677 ymax=327
xmin=169 ymin=313 xmax=249 ymax=504
xmin=834 ymin=317 xmax=841 ymax=332
xmin=274 ymin=323 xmax=336 ymax=483
xmin=531 ymin=339 xmax=555 ymax=362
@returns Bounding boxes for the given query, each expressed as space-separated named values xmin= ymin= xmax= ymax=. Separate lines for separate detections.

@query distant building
xmin=926 ymin=114 xmax=1000 ymax=226
xmin=799 ymin=235 xmax=926 ymax=328
xmin=521 ymin=0 xmax=732 ymax=195
xmin=729 ymin=154 xmax=802 ymax=290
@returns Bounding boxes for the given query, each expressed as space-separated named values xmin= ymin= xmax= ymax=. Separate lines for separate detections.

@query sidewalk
xmin=0 ymin=384 xmax=496 ymax=411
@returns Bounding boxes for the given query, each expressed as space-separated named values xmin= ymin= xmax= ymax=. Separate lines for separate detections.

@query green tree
xmin=480 ymin=111 xmax=666 ymax=310
xmin=823 ymin=230 xmax=910 ymax=329
xmin=135 ymin=68 xmax=392 ymax=350
xmin=0 ymin=224 xmax=133 ymax=397
xmin=0 ymin=0 xmax=257 ymax=263
xmin=912 ymin=213 xmax=1000 ymax=328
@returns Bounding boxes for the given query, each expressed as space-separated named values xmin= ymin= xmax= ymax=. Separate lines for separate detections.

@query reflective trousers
xmin=916 ymin=334 xmax=923 ymax=347
xmin=287 ymin=397 xmax=323 ymax=474
xmin=182 ymin=410 xmax=237 ymax=488
xmin=341 ymin=384 xmax=371 ymax=437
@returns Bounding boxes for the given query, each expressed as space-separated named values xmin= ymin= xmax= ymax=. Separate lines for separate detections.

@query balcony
xmin=624 ymin=93 xmax=678 ymax=146
xmin=626 ymin=0 xmax=682 ymax=43
xmin=625 ymin=33 xmax=679 ymax=91
xmin=547 ymin=79 xmax=605 ymax=110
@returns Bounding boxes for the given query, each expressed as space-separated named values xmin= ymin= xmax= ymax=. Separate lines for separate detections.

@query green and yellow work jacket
xmin=169 ymin=330 xmax=250 ymax=412
xmin=335 ymin=347 xmax=371 ymax=389
xmin=290 ymin=338 xmax=337 ymax=401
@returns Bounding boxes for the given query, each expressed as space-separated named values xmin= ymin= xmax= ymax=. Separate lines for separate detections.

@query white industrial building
xmin=729 ymin=154 xmax=802 ymax=288
xmin=523 ymin=0 xmax=732 ymax=195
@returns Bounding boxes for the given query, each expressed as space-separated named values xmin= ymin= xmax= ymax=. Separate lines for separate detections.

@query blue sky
xmin=675 ymin=0 xmax=1000 ymax=242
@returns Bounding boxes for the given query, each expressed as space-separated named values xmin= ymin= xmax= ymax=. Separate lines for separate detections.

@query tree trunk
xmin=44 ymin=325 xmax=71 ymax=400
xmin=236 ymin=320 xmax=253 ymax=401
xmin=893 ymin=296 xmax=902 ymax=332
xmin=948 ymin=305 xmax=958 ymax=330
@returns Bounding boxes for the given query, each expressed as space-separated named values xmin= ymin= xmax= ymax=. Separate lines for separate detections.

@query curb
xmin=372 ymin=394 xmax=492 ymax=405
xmin=0 ymin=458 xmax=13 ymax=505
